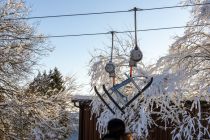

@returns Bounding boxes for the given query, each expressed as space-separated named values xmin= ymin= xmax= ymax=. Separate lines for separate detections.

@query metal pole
xmin=110 ymin=31 xmax=114 ymax=61
xmin=134 ymin=7 xmax=138 ymax=49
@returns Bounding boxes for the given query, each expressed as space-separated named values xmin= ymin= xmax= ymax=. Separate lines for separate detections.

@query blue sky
xmin=25 ymin=0 xmax=191 ymax=94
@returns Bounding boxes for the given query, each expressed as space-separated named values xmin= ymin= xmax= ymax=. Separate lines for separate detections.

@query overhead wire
xmin=1 ymin=3 xmax=210 ymax=40
xmin=0 ymin=23 xmax=209 ymax=40
xmin=7 ymin=10 xmax=130 ymax=20
xmin=5 ymin=3 xmax=210 ymax=20
xmin=137 ymin=2 xmax=210 ymax=11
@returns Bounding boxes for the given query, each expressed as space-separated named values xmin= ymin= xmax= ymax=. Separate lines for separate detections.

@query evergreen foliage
xmin=28 ymin=67 xmax=65 ymax=96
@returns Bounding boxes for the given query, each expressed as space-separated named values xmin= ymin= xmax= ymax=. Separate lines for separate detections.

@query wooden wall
xmin=72 ymin=98 xmax=100 ymax=140
xmin=72 ymin=99 xmax=210 ymax=140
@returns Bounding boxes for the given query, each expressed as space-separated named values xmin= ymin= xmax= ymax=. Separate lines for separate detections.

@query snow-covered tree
xmin=25 ymin=76 xmax=79 ymax=140
xmin=89 ymin=1 xmax=210 ymax=140
xmin=49 ymin=67 xmax=64 ymax=92
xmin=0 ymin=0 xmax=80 ymax=139
xmin=0 ymin=1 xmax=79 ymax=139
xmin=0 ymin=0 xmax=52 ymax=139
xmin=0 ymin=75 xmax=79 ymax=140
xmin=28 ymin=68 xmax=65 ymax=97
xmin=151 ymin=0 xmax=210 ymax=139
xmin=156 ymin=0 xmax=210 ymax=98
xmin=0 ymin=0 xmax=51 ymax=94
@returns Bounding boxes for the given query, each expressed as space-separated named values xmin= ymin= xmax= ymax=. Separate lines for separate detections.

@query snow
xmin=0 ymin=0 xmax=209 ymax=139
xmin=89 ymin=0 xmax=210 ymax=139
xmin=68 ymin=132 xmax=78 ymax=140
xmin=72 ymin=95 xmax=94 ymax=101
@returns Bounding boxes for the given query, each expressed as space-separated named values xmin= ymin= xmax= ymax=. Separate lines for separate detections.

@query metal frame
xmin=94 ymin=76 xmax=153 ymax=114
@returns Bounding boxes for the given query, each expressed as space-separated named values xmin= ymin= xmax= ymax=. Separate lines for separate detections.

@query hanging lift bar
xmin=103 ymin=77 xmax=153 ymax=113
xmin=129 ymin=7 xmax=143 ymax=77
xmin=105 ymin=31 xmax=116 ymax=85
xmin=94 ymin=86 xmax=115 ymax=114
xmin=94 ymin=7 xmax=153 ymax=114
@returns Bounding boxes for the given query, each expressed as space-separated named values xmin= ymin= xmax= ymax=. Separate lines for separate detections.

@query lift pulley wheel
xmin=105 ymin=61 xmax=115 ymax=77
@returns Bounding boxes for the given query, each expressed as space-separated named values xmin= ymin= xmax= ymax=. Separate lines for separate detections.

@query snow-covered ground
xmin=68 ymin=132 xmax=78 ymax=140
xmin=68 ymin=112 xmax=79 ymax=140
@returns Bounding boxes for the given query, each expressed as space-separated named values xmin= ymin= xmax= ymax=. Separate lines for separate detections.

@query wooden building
xmin=72 ymin=97 xmax=210 ymax=140
xmin=72 ymin=96 xmax=100 ymax=140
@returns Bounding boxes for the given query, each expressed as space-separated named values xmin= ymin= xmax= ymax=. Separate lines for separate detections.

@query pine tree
xmin=28 ymin=68 xmax=65 ymax=97
xmin=49 ymin=67 xmax=64 ymax=92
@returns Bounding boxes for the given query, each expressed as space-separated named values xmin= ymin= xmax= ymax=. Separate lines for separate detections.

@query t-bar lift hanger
xmin=94 ymin=7 xmax=153 ymax=114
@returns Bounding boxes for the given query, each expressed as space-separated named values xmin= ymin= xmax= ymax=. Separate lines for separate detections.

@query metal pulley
xmin=130 ymin=46 xmax=143 ymax=64
xmin=105 ymin=61 xmax=115 ymax=77
xmin=131 ymin=46 xmax=143 ymax=61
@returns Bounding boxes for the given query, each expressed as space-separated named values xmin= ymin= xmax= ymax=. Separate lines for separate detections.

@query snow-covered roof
xmin=71 ymin=95 xmax=95 ymax=102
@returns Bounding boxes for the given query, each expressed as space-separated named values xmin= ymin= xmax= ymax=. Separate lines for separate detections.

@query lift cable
xmin=5 ymin=3 xmax=210 ymax=20
xmin=0 ymin=23 xmax=209 ymax=40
